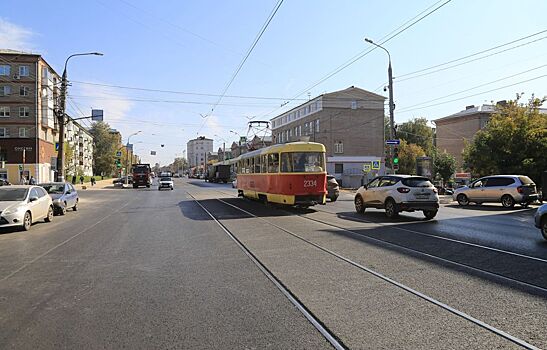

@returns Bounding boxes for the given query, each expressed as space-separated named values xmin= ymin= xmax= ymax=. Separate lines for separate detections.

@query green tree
xmin=89 ymin=121 xmax=118 ymax=176
xmin=397 ymin=117 xmax=434 ymax=155
xmin=64 ymin=143 xmax=75 ymax=175
xmin=398 ymin=140 xmax=426 ymax=175
xmin=463 ymin=95 xmax=547 ymax=183
xmin=434 ymin=151 xmax=457 ymax=186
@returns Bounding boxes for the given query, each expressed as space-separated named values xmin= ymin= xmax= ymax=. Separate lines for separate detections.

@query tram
xmin=236 ymin=142 xmax=327 ymax=207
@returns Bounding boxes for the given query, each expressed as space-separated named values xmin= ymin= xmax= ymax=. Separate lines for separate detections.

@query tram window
xmin=261 ymin=155 xmax=268 ymax=173
xmin=268 ymin=153 xmax=279 ymax=173
xmin=248 ymin=158 xmax=253 ymax=174
xmin=254 ymin=157 xmax=261 ymax=173
xmin=281 ymin=152 xmax=325 ymax=173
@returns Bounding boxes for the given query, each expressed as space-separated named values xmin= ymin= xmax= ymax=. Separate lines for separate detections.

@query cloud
xmin=0 ymin=18 xmax=36 ymax=51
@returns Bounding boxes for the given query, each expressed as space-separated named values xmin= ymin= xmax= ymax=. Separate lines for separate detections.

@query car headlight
xmin=3 ymin=205 xmax=24 ymax=215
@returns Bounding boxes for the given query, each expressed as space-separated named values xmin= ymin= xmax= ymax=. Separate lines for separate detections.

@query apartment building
xmin=187 ymin=136 xmax=213 ymax=167
xmin=65 ymin=118 xmax=94 ymax=177
xmin=271 ymin=86 xmax=386 ymax=187
xmin=0 ymin=50 xmax=60 ymax=183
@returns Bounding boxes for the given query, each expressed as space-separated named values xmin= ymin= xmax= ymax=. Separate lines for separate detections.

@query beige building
xmin=271 ymin=86 xmax=386 ymax=187
xmin=65 ymin=118 xmax=94 ymax=177
xmin=0 ymin=49 xmax=60 ymax=183
xmin=187 ymin=136 xmax=213 ymax=168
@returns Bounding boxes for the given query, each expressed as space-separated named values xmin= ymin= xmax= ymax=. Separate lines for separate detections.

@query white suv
xmin=354 ymin=175 xmax=440 ymax=219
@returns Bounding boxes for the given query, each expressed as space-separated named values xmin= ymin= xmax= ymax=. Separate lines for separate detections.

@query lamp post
xmin=55 ymin=52 xmax=103 ymax=182
xmin=125 ymin=131 xmax=141 ymax=186
xmin=365 ymin=38 xmax=395 ymax=174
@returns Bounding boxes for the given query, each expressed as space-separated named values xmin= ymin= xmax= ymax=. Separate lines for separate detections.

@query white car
xmin=158 ymin=176 xmax=174 ymax=191
xmin=354 ymin=175 xmax=439 ymax=219
xmin=0 ymin=185 xmax=54 ymax=231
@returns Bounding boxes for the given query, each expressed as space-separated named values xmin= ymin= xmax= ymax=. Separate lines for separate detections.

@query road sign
xmin=91 ymin=109 xmax=104 ymax=121
xmin=372 ymin=160 xmax=380 ymax=170
xmin=116 ymin=151 xmax=122 ymax=157
xmin=385 ymin=139 xmax=400 ymax=145
xmin=150 ymin=151 xmax=156 ymax=155
xmin=55 ymin=142 xmax=59 ymax=151
xmin=18 ymin=165 xmax=23 ymax=171
xmin=393 ymin=164 xmax=399 ymax=171
xmin=363 ymin=161 xmax=372 ymax=173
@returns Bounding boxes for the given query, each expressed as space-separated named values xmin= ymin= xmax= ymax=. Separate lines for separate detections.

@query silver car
xmin=158 ymin=177 xmax=174 ymax=190
xmin=0 ymin=185 xmax=54 ymax=231
xmin=453 ymin=175 xmax=538 ymax=208
xmin=534 ymin=204 xmax=547 ymax=240
xmin=39 ymin=182 xmax=79 ymax=215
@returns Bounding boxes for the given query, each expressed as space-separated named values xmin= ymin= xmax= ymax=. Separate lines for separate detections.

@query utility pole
xmin=55 ymin=52 xmax=103 ymax=182
xmin=125 ymin=131 xmax=141 ymax=186
xmin=365 ymin=38 xmax=395 ymax=174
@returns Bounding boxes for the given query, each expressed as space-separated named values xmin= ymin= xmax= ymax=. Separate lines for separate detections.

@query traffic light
xmin=115 ymin=159 xmax=122 ymax=168
xmin=393 ymin=147 xmax=399 ymax=165
xmin=384 ymin=145 xmax=391 ymax=166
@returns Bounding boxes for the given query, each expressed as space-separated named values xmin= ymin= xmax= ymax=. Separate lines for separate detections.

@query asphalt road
xmin=1 ymin=178 xmax=546 ymax=349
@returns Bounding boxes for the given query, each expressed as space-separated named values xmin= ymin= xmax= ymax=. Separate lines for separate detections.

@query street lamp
xmin=56 ymin=52 xmax=103 ymax=182
xmin=126 ymin=131 xmax=141 ymax=186
xmin=365 ymin=38 xmax=395 ymax=174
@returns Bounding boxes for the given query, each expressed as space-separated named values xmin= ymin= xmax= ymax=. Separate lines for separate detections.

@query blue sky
xmin=1 ymin=0 xmax=546 ymax=165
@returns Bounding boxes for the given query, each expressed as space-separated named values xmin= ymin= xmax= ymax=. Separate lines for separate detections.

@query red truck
xmin=132 ymin=164 xmax=152 ymax=188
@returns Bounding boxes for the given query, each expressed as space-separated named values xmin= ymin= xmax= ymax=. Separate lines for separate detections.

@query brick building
xmin=271 ymin=86 xmax=386 ymax=187
xmin=0 ymin=50 xmax=60 ymax=183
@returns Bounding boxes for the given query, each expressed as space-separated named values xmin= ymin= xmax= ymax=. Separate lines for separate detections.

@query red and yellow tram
xmin=236 ymin=142 xmax=327 ymax=206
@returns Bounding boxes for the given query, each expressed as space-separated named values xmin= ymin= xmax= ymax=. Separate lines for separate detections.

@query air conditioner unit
xmin=13 ymin=75 xmax=20 ymax=80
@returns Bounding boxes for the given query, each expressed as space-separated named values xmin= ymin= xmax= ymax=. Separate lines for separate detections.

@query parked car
xmin=534 ymin=204 xmax=547 ymax=240
xmin=453 ymin=175 xmax=538 ymax=208
xmin=354 ymin=175 xmax=439 ymax=219
xmin=0 ymin=179 xmax=11 ymax=186
xmin=39 ymin=182 xmax=79 ymax=215
xmin=0 ymin=185 xmax=54 ymax=231
xmin=158 ymin=176 xmax=174 ymax=190
xmin=327 ymin=175 xmax=340 ymax=202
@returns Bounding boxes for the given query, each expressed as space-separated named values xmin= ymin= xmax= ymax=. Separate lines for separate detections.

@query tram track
xmin=187 ymin=187 xmax=541 ymax=349
xmin=209 ymin=187 xmax=547 ymax=292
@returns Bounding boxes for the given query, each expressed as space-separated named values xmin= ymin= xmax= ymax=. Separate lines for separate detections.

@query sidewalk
xmin=72 ymin=179 xmax=115 ymax=191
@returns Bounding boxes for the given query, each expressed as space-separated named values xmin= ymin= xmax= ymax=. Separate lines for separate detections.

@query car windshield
xmin=281 ymin=152 xmax=325 ymax=173
xmin=41 ymin=184 xmax=65 ymax=194
xmin=0 ymin=188 xmax=28 ymax=201
xmin=161 ymin=177 xmax=171 ymax=181
xmin=401 ymin=177 xmax=433 ymax=188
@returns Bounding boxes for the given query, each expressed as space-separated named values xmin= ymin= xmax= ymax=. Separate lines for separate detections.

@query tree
xmin=64 ymin=143 xmax=75 ymax=176
xmin=434 ymin=151 xmax=456 ymax=186
xmin=397 ymin=117 xmax=434 ymax=155
xmin=463 ymin=95 xmax=547 ymax=184
xmin=89 ymin=121 xmax=118 ymax=176
xmin=398 ymin=140 xmax=426 ymax=175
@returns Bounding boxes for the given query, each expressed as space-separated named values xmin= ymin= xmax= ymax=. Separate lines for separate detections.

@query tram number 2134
xmin=303 ymin=179 xmax=317 ymax=188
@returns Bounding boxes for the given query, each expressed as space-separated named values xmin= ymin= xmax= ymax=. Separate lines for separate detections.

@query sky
xmin=1 ymin=0 xmax=546 ymax=165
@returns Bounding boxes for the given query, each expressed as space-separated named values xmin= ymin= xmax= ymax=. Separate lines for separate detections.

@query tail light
xmin=517 ymin=186 xmax=523 ymax=194
xmin=397 ymin=187 xmax=410 ymax=193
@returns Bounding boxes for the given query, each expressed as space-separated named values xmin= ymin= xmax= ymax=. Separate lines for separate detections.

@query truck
xmin=132 ymin=163 xmax=152 ymax=188
xmin=206 ymin=162 xmax=231 ymax=183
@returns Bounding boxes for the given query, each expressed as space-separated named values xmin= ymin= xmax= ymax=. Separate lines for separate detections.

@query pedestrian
xmin=79 ymin=175 xmax=84 ymax=185
xmin=19 ymin=176 xmax=27 ymax=185
xmin=72 ymin=175 xmax=77 ymax=185
xmin=91 ymin=177 xmax=96 ymax=186
xmin=29 ymin=176 xmax=36 ymax=185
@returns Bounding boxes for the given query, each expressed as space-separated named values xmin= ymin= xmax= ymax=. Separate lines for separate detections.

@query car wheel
xmin=542 ymin=218 xmax=547 ymax=241
xmin=146 ymin=185 xmax=150 ymax=188
xmin=59 ymin=203 xmax=67 ymax=216
xmin=501 ymin=195 xmax=515 ymax=208
xmin=354 ymin=195 xmax=365 ymax=213
xmin=423 ymin=210 xmax=438 ymax=220
xmin=22 ymin=211 xmax=32 ymax=231
xmin=330 ymin=195 xmax=338 ymax=202
xmin=385 ymin=199 xmax=399 ymax=218
xmin=73 ymin=200 xmax=79 ymax=211
xmin=171 ymin=187 xmax=174 ymax=190
xmin=45 ymin=206 xmax=54 ymax=222
xmin=457 ymin=194 xmax=469 ymax=206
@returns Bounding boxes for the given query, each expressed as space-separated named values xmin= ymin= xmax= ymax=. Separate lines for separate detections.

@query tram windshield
xmin=281 ymin=152 xmax=325 ymax=173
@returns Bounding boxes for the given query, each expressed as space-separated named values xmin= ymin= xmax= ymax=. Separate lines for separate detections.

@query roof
xmin=0 ymin=49 xmax=39 ymax=56
xmin=434 ymin=104 xmax=497 ymax=123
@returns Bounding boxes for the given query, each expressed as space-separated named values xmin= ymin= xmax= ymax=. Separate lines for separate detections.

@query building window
xmin=334 ymin=141 xmax=344 ymax=154
xmin=315 ymin=119 xmax=320 ymax=132
xmin=0 ymin=127 xmax=9 ymax=137
xmin=0 ymin=65 xmax=10 ymax=76
xmin=0 ymin=85 xmax=11 ymax=96
xmin=351 ymin=101 xmax=357 ymax=109
xmin=20 ymin=86 xmax=30 ymax=96
xmin=0 ymin=106 xmax=10 ymax=117
xmin=334 ymin=163 xmax=343 ymax=174
xmin=19 ymin=127 xmax=29 ymax=138
xmin=298 ymin=125 xmax=302 ymax=136
xmin=19 ymin=106 xmax=30 ymax=117
xmin=19 ymin=66 xmax=30 ymax=77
